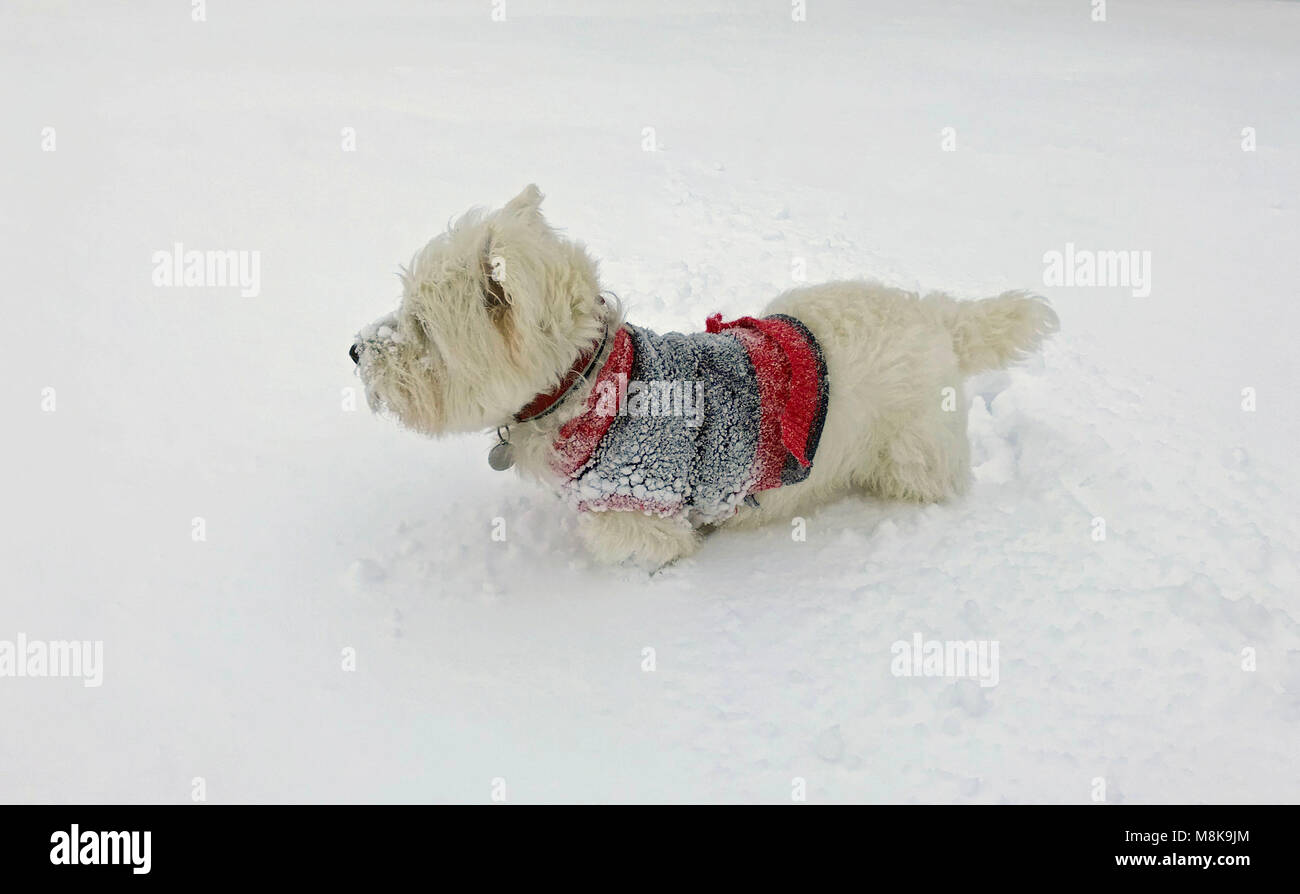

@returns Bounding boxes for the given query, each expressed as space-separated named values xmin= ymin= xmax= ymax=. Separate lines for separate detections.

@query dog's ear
xmin=503 ymin=183 xmax=544 ymax=219
xmin=481 ymin=238 xmax=510 ymax=319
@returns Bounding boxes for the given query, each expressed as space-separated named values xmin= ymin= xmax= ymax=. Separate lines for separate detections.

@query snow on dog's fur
xmin=353 ymin=185 xmax=1059 ymax=566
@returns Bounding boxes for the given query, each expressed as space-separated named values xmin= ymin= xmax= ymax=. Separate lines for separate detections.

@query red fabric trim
xmin=549 ymin=327 xmax=635 ymax=478
xmin=573 ymin=492 xmax=682 ymax=518
xmin=706 ymin=313 xmax=822 ymax=468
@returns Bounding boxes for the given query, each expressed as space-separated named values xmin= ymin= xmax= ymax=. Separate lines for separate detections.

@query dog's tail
xmin=933 ymin=290 xmax=1059 ymax=376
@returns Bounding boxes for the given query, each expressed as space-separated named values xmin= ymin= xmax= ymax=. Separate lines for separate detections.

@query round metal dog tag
xmin=488 ymin=440 xmax=514 ymax=471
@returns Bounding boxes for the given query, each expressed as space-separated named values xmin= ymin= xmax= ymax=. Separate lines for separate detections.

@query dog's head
xmin=351 ymin=185 xmax=606 ymax=435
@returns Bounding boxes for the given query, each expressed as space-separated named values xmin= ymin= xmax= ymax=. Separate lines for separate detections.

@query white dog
xmin=352 ymin=185 xmax=1058 ymax=566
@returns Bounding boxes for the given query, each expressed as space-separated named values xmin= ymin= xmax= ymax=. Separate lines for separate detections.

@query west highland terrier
xmin=351 ymin=185 xmax=1059 ymax=566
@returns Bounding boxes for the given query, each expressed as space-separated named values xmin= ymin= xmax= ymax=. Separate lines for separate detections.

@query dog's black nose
xmin=349 ymin=343 xmax=362 ymax=364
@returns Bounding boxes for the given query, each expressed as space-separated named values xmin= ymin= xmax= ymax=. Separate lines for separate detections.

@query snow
xmin=2 ymin=0 xmax=1299 ymax=803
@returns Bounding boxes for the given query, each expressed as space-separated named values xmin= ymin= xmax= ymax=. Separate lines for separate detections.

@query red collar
xmin=513 ymin=324 xmax=611 ymax=423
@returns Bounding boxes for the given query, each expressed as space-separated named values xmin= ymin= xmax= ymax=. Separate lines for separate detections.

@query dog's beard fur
xmin=355 ymin=185 xmax=607 ymax=435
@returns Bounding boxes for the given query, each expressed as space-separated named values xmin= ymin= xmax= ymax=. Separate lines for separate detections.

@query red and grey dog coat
xmin=548 ymin=313 xmax=829 ymax=525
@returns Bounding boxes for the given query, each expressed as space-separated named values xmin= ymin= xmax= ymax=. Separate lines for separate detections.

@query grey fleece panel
xmin=563 ymin=324 xmax=762 ymax=524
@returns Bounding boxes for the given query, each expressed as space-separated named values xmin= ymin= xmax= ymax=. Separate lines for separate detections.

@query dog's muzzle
xmin=349 ymin=342 xmax=362 ymax=364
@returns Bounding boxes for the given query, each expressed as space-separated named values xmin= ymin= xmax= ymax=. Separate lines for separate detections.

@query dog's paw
xmin=577 ymin=510 xmax=700 ymax=568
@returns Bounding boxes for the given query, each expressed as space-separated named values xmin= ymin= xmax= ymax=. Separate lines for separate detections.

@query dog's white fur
xmin=355 ymin=185 xmax=1059 ymax=566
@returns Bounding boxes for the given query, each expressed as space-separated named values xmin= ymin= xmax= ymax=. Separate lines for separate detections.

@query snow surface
xmin=2 ymin=0 xmax=1299 ymax=803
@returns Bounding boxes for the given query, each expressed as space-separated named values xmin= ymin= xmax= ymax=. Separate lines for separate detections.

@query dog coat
xmin=549 ymin=313 xmax=829 ymax=525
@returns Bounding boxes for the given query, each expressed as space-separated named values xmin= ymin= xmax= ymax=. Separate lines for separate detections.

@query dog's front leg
xmin=577 ymin=509 xmax=700 ymax=568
